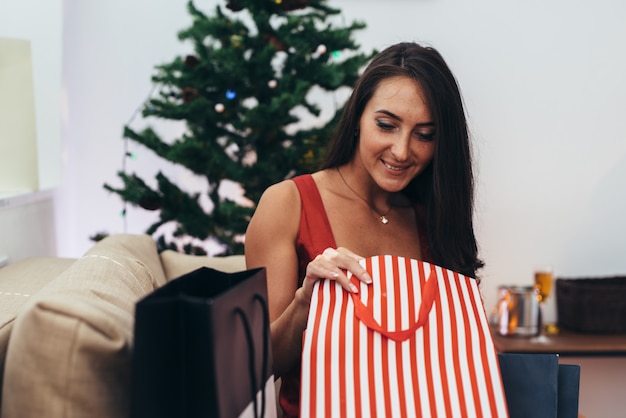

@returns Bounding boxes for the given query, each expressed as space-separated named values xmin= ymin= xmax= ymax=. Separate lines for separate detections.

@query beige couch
xmin=0 ymin=234 xmax=246 ymax=418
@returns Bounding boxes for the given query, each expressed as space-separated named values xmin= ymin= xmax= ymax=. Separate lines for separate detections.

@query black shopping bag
xmin=130 ymin=266 xmax=276 ymax=418
xmin=498 ymin=353 xmax=580 ymax=418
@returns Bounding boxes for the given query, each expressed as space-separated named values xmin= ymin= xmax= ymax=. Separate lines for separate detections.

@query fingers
xmin=305 ymin=248 xmax=372 ymax=294
xmin=332 ymin=248 xmax=373 ymax=285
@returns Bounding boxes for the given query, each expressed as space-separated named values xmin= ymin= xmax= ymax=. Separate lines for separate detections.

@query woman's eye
xmin=376 ymin=120 xmax=395 ymax=131
xmin=415 ymin=131 xmax=435 ymax=142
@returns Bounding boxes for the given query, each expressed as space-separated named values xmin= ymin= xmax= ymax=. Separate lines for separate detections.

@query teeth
xmin=383 ymin=161 xmax=405 ymax=171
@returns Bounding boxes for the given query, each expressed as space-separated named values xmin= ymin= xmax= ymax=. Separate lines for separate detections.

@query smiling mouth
xmin=382 ymin=160 xmax=409 ymax=172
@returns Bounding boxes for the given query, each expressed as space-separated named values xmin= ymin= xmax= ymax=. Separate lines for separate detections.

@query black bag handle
xmin=234 ymin=294 xmax=270 ymax=418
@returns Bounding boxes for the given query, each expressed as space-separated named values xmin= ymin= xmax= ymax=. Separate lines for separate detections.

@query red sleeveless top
xmin=279 ymin=174 xmax=431 ymax=418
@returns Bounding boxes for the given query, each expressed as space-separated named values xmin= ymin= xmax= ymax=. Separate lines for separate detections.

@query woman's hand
xmin=300 ymin=247 xmax=373 ymax=303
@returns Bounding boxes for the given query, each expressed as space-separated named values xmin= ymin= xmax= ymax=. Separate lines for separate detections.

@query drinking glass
xmin=532 ymin=266 xmax=554 ymax=343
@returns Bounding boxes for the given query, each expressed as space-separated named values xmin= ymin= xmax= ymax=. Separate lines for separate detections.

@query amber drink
xmin=534 ymin=269 xmax=553 ymax=303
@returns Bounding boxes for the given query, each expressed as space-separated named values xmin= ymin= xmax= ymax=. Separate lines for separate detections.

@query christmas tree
xmin=103 ymin=0 xmax=374 ymax=255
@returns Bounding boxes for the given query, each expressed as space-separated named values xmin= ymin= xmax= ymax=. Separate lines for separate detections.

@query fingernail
xmin=349 ymin=283 xmax=359 ymax=293
xmin=363 ymin=272 xmax=372 ymax=284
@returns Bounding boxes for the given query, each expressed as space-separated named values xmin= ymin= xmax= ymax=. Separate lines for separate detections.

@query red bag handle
xmin=350 ymin=268 xmax=439 ymax=342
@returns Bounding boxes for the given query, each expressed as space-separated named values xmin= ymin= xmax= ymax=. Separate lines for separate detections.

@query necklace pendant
xmin=380 ymin=215 xmax=389 ymax=225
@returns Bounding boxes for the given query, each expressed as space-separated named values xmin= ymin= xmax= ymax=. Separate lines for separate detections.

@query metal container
xmin=490 ymin=285 xmax=540 ymax=337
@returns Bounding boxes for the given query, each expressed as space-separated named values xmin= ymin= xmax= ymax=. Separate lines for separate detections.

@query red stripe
xmin=323 ymin=282 xmax=337 ymax=417
xmin=366 ymin=259 xmax=378 ymax=418
xmin=338 ymin=284 xmax=348 ymax=416
xmin=389 ymin=258 xmax=407 ymax=409
xmin=443 ymin=269 xmax=468 ymax=417
xmin=352 ymin=262 xmax=365 ymax=417
xmin=307 ymin=283 xmax=325 ymax=417
xmin=435 ymin=267 xmax=453 ymax=417
xmin=407 ymin=260 xmax=422 ymax=415
xmin=379 ymin=257 xmax=392 ymax=416
xmin=392 ymin=257 xmax=407 ymax=416
xmin=419 ymin=262 xmax=437 ymax=416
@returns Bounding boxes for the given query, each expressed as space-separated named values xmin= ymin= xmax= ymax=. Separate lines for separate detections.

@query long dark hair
xmin=322 ymin=42 xmax=483 ymax=279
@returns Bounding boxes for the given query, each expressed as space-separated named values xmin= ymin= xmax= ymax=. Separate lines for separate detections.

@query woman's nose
xmin=390 ymin=136 xmax=410 ymax=161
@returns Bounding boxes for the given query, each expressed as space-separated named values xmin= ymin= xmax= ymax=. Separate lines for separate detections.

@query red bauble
xmin=262 ymin=33 xmax=287 ymax=51
xmin=184 ymin=55 xmax=200 ymax=69
xmin=182 ymin=87 xmax=200 ymax=104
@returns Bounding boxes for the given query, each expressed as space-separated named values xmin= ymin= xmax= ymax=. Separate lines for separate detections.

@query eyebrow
xmin=374 ymin=109 xmax=435 ymax=127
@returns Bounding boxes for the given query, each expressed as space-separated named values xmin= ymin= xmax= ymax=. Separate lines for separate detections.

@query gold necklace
xmin=336 ymin=167 xmax=392 ymax=224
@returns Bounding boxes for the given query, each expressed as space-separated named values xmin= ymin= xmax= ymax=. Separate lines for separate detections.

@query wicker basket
xmin=556 ymin=276 xmax=626 ymax=333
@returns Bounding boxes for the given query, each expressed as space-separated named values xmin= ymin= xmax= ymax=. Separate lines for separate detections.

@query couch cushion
xmin=1 ymin=234 xmax=164 ymax=418
xmin=0 ymin=257 xmax=75 ymax=406
xmin=160 ymin=250 xmax=246 ymax=281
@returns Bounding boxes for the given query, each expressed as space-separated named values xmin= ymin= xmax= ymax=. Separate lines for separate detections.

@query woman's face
xmin=355 ymin=76 xmax=436 ymax=192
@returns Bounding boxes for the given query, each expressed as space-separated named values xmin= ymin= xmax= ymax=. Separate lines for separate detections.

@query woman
xmin=245 ymin=42 xmax=483 ymax=418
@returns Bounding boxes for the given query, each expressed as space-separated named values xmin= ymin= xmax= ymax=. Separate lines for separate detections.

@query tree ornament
xmin=225 ymin=90 xmax=237 ymax=100
xmin=268 ymin=79 xmax=277 ymax=88
xmin=278 ymin=0 xmax=310 ymax=11
xmin=315 ymin=44 xmax=327 ymax=55
xmin=230 ymin=34 xmax=244 ymax=48
xmin=182 ymin=87 xmax=200 ymax=104
xmin=263 ymin=33 xmax=287 ymax=51
xmin=139 ymin=197 xmax=162 ymax=211
xmin=184 ymin=55 xmax=200 ymax=69
xmin=214 ymin=103 xmax=225 ymax=113
xmin=226 ymin=1 xmax=244 ymax=11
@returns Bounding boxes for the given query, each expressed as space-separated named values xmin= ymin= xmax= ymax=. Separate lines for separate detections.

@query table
xmin=492 ymin=329 xmax=626 ymax=356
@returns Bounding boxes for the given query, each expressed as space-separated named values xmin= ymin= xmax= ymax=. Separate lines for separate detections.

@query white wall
xmin=59 ymin=0 xmax=626 ymax=320
xmin=58 ymin=0 xmax=194 ymax=257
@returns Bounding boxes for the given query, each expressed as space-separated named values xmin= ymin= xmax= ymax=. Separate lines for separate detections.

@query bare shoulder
xmin=252 ymin=179 xmax=301 ymax=225
xmin=245 ymin=179 xmax=301 ymax=258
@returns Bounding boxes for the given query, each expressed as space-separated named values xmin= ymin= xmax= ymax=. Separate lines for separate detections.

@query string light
xmin=119 ymin=84 xmax=158 ymax=232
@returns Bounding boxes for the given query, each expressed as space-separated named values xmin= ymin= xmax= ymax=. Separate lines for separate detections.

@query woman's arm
xmin=245 ymin=180 xmax=307 ymax=375
xmin=245 ymin=179 xmax=373 ymax=375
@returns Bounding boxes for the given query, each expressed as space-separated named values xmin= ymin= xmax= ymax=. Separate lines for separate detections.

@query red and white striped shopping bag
xmin=300 ymin=255 xmax=508 ymax=418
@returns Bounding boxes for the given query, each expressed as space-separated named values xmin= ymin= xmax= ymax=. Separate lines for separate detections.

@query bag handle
xmin=234 ymin=294 xmax=270 ymax=418
xmin=350 ymin=268 xmax=439 ymax=342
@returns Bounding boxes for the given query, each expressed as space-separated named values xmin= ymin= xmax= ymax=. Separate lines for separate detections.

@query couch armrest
xmin=0 ymin=257 xmax=75 ymax=407
xmin=1 ymin=234 xmax=163 ymax=418
xmin=160 ymin=250 xmax=246 ymax=281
